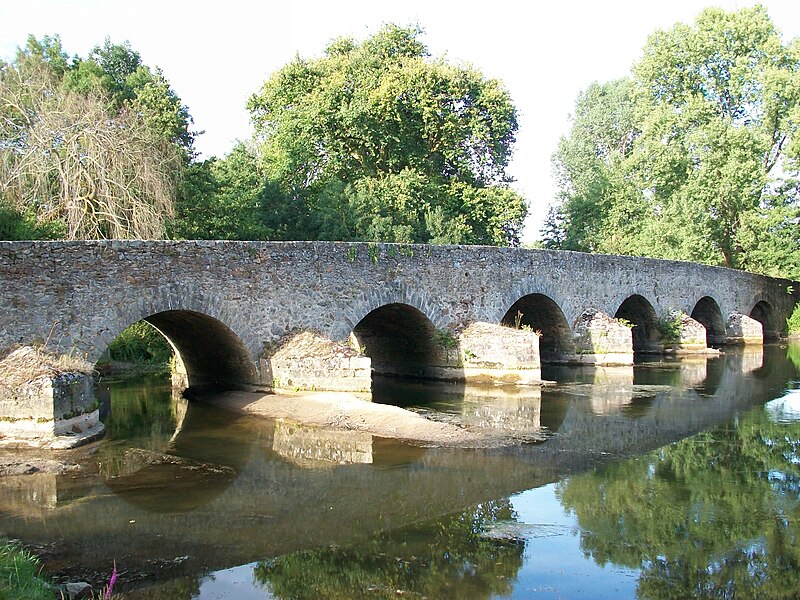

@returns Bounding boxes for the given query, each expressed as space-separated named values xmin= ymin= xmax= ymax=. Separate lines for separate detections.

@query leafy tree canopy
xmin=546 ymin=6 xmax=800 ymax=279
xmin=247 ymin=24 xmax=527 ymax=246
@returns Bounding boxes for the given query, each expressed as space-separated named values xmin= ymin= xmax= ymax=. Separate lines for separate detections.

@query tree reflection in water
xmin=253 ymin=499 xmax=524 ymax=599
xmin=557 ymin=406 xmax=800 ymax=599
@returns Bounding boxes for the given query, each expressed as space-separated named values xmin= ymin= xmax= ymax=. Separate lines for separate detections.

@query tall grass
xmin=0 ymin=539 xmax=53 ymax=600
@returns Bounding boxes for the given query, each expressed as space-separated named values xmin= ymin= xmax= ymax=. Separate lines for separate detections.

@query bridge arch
xmin=351 ymin=303 xmax=446 ymax=379
xmin=691 ymin=296 xmax=725 ymax=347
xmin=500 ymin=294 xmax=574 ymax=362
xmin=750 ymin=300 xmax=779 ymax=341
xmin=615 ymin=295 xmax=661 ymax=354
xmin=105 ymin=310 xmax=259 ymax=390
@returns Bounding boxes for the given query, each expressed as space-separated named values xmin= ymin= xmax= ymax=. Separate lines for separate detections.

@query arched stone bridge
xmin=1 ymin=240 xmax=797 ymax=397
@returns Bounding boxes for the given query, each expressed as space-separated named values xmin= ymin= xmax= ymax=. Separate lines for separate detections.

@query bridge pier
xmin=262 ymin=331 xmax=371 ymax=392
xmin=662 ymin=312 xmax=711 ymax=354
xmin=724 ymin=313 xmax=763 ymax=345
xmin=262 ymin=324 xmax=543 ymax=391
xmin=0 ymin=347 xmax=104 ymax=448
xmin=570 ymin=310 xmax=634 ymax=365
xmin=451 ymin=322 xmax=541 ymax=385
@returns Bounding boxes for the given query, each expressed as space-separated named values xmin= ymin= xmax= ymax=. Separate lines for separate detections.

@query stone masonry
xmin=0 ymin=241 xmax=797 ymax=394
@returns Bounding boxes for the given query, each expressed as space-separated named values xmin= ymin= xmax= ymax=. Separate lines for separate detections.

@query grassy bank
xmin=0 ymin=539 xmax=53 ymax=600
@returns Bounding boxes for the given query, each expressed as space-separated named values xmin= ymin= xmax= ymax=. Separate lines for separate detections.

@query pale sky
xmin=2 ymin=0 xmax=800 ymax=242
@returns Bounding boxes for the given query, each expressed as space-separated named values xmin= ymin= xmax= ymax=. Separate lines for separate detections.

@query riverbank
xmin=200 ymin=389 xmax=496 ymax=447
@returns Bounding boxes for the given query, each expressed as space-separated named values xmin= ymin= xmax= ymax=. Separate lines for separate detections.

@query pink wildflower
xmin=105 ymin=561 xmax=118 ymax=599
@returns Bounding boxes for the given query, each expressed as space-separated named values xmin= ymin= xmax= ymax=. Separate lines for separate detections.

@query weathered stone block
xmin=456 ymin=322 xmax=541 ymax=383
xmin=0 ymin=370 xmax=102 ymax=448
xmin=725 ymin=313 xmax=763 ymax=345
xmin=663 ymin=312 xmax=709 ymax=354
xmin=263 ymin=331 xmax=371 ymax=392
xmin=571 ymin=310 xmax=633 ymax=365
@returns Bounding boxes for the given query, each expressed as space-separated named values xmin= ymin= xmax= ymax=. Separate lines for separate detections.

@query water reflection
xmin=272 ymin=419 xmax=373 ymax=466
xmin=254 ymin=500 xmax=524 ymax=600
xmin=97 ymin=378 xmax=249 ymax=512
xmin=765 ymin=389 xmax=800 ymax=423
xmin=0 ymin=346 xmax=799 ymax=598
xmin=556 ymin=400 xmax=800 ymax=599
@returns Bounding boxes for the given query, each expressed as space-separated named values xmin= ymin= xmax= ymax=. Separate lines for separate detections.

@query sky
xmin=2 ymin=0 xmax=800 ymax=242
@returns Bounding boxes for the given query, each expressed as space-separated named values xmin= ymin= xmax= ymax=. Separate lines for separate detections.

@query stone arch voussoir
xmin=494 ymin=282 xmax=577 ymax=328
xmin=330 ymin=284 xmax=447 ymax=342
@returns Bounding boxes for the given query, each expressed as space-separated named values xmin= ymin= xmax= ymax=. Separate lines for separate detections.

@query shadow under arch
xmin=500 ymin=294 xmax=573 ymax=362
xmin=352 ymin=302 xmax=449 ymax=381
xmin=130 ymin=310 xmax=259 ymax=391
xmin=615 ymin=295 xmax=661 ymax=354
xmin=750 ymin=300 xmax=780 ymax=341
xmin=691 ymin=296 xmax=726 ymax=347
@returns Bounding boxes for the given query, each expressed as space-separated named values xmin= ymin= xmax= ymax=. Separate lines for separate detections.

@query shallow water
xmin=2 ymin=345 xmax=800 ymax=598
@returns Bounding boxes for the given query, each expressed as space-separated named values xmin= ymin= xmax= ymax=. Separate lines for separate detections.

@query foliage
xmin=0 ymin=539 xmax=53 ymax=600
xmin=247 ymin=24 xmax=526 ymax=246
xmin=0 ymin=35 xmax=192 ymax=240
xmin=169 ymin=143 xmax=288 ymax=240
xmin=107 ymin=321 xmax=172 ymax=367
xmin=789 ymin=304 xmax=800 ymax=335
xmin=433 ymin=328 xmax=457 ymax=349
xmin=657 ymin=311 xmax=685 ymax=343
xmin=546 ymin=6 xmax=800 ymax=279
xmin=556 ymin=405 xmax=800 ymax=599
xmin=253 ymin=500 xmax=523 ymax=599
xmin=0 ymin=203 xmax=62 ymax=240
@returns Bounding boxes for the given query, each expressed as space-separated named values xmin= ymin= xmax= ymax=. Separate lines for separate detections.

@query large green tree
xmin=247 ymin=24 xmax=527 ymax=246
xmin=0 ymin=35 xmax=193 ymax=239
xmin=546 ymin=6 xmax=800 ymax=278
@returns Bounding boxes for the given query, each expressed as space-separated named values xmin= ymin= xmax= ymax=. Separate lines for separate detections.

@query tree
xmin=64 ymin=38 xmax=195 ymax=156
xmin=547 ymin=6 xmax=800 ymax=278
xmin=0 ymin=35 xmax=193 ymax=240
xmin=247 ymin=24 xmax=527 ymax=246
xmin=169 ymin=143 xmax=295 ymax=240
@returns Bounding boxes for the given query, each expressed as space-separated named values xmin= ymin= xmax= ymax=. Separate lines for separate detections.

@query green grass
xmin=0 ymin=539 xmax=53 ymax=600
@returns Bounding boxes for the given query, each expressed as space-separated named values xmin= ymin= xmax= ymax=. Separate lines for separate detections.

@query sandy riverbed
xmin=200 ymin=389 xmax=492 ymax=447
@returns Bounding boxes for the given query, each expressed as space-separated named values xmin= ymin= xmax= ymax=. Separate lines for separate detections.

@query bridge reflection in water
xmin=0 ymin=345 xmax=796 ymax=595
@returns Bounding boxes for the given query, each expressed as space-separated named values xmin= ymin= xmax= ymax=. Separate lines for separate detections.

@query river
xmin=1 ymin=344 xmax=799 ymax=598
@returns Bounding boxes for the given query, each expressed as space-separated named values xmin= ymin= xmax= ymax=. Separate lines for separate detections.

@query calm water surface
xmin=2 ymin=345 xmax=800 ymax=599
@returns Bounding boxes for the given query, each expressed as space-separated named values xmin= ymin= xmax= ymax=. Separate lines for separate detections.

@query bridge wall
xmin=0 ymin=241 xmax=797 ymax=388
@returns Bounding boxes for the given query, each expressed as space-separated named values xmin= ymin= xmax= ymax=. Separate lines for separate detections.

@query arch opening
xmin=103 ymin=310 xmax=258 ymax=391
xmin=750 ymin=301 xmax=779 ymax=341
xmin=500 ymin=294 xmax=573 ymax=362
xmin=352 ymin=303 xmax=446 ymax=380
xmin=691 ymin=296 xmax=726 ymax=347
xmin=614 ymin=295 xmax=661 ymax=354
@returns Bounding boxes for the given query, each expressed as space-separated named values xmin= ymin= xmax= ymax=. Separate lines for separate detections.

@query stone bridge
xmin=1 ymin=240 xmax=797 ymax=389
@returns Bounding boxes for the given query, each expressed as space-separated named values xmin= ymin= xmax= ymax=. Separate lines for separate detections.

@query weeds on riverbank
xmin=0 ymin=539 xmax=53 ymax=600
